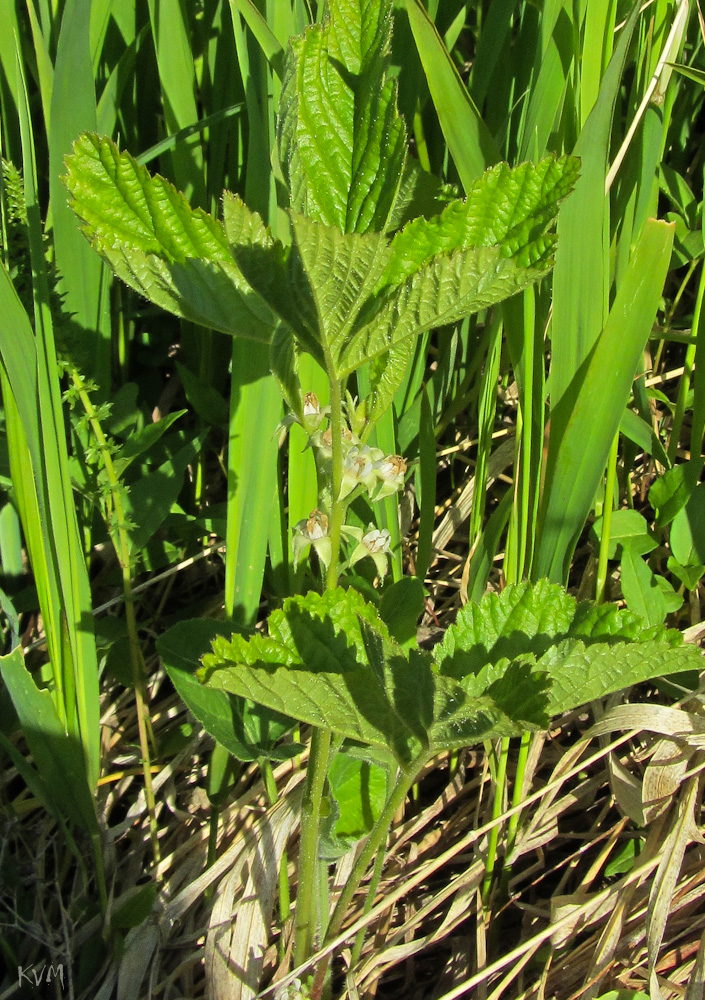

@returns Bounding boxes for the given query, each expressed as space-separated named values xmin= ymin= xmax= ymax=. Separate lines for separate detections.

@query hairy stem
xmin=295 ymin=726 xmax=332 ymax=967
xmin=71 ymin=372 xmax=160 ymax=863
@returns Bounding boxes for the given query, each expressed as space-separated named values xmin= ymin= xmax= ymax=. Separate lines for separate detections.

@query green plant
xmin=60 ymin=2 xmax=705 ymax=996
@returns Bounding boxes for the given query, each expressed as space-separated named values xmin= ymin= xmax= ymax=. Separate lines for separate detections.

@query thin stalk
xmin=481 ymin=736 xmax=510 ymax=905
xmin=311 ymin=762 xmax=421 ymax=1000
xmin=325 ymin=371 xmax=345 ymax=590
xmin=668 ymin=340 xmax=697 ymax=464
xmin=350 ymin=838 xmax=386 ymax=968
xmin=295 ymin=358 xmax=346 ymax=966
xmin=294 ymin=726 xmax=333 ymax=967
xmin=500 ymin=730 xmax=532 ymax=898
xmin=71 ymin=372 xmax=160 ymax=863
xmin=260 ymin=756 xmax=292 ymax=937
xmin=595 ymin=433 xmax=619 ymax=604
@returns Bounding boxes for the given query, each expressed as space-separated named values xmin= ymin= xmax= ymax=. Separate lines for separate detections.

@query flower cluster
xmin=290 ymin=390 xmax=408 ymax=579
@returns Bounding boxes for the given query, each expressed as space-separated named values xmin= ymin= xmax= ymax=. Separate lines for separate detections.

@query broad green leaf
xmin=338 ymin=244 xmax=548 ymax=378
xmin=287 ymin=212 xmax=391 ymax=359
xmin=619 ymin=407 xmax=670 ymax=469
xmin=363 ymin=341 xmax=413 ymax=431
xmin=201 ymin=588 xmax=430 ymax=764
xmin=63 ymin=133 xmax=277 ymax=342
xmin=649 ymin=459 xmax=702 ymax=528
xmin=157 ymin=620 xmax=298 ymax=762
xmin=591 ymin=509 xmax=657 ymax=559
xmin=202 ymin=583 xmax=702 ymax=765
xmin=670 ymin=481 xmax=705 ymax=566
xmin=278 ymin=0 xmax=406 ymax=233
xmin=667 ymin=556 xmax=705 ymax=592
xmin=655 ymin=574 xmax=683 ymax=614
xmin=430 ymin=582 xmax=701 ymax=749
xmin=0 ymin=646 xmax=97 ymax=834
xmin=320 ymin=744 xmax=391 ymax=859
xmin=385 ymin=157 xmax=453 ymax=233
xmin=620 ymin=547 xmax=667 ymax=628
xmin=379 ymin=575 xmax=425 ymax=646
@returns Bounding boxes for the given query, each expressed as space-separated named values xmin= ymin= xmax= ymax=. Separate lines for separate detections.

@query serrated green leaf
xmin=63 ymin=133 xmax=277 ymax=341
xmin=337 ymin=244 xmax=548 ymax=377
xmin=201 ymin=588 xmax=431 ymax=763
xmin=363 ymin=341 xmax=413 ymax=431
xmin=157 ymin=619 xmax=298 ymax=762
xmin=380 ymin=156 xmax=580 ymax=289
xmin=287 ymin=212 xmax=391 ymax=359
xmin=278 ymin=0 xmax=406 ymax=233
xmin=431 ymin=582 xmax=701 ymax=748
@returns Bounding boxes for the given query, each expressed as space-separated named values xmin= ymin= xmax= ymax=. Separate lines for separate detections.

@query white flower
xmin=292 ymin=509 xmax=332 ymax=569
xmin=346 ymin=524 xmax=392 ymax=577
xmin=373 ymin=454 xmax=407 ymax=499
xmin=362 ymin=527 xmax=391 ymax=554
xmin=340 ymin=445 xmax=383 ymax=499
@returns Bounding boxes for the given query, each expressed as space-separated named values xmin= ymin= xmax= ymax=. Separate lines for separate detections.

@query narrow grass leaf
xmin=16 ymin=60 xmax=101 ymax=787
xmin=225 ymin=341 xmax=282 ymax=625
xmin=147 ymin=0 xmax=206 ymax=204
xmin=229 ymin=0 xmax=285 ymax=78
xmin=49 ymin=0 xmax=111 ymax=388
xmin=535 ymin=219 xmax=674 ymax=582
xmin=549 ymin=0 xmax=642 ymax=413
xmin=405 ymin=0 xmax=500 ymax=186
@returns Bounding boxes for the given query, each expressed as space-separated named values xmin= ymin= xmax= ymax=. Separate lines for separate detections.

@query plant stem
xmin=500 ymin=730 xmax=532 ymax=897
xmin=294 ymin=726 xmax=332 ymax=967
xmin=350 ymin=838 xmax=386 ymax=968
xmin=596 ymin=432 xmax=619 ymax=604
xmin=311 ymin=761 xmax=421 ymax=999
xmin=326 ymin=372 xmax=345 ymax=590
xmin=481 ymin=736 xmax=510 ymax=904
xmin=71 ymin=372 xmax=160 ymax=863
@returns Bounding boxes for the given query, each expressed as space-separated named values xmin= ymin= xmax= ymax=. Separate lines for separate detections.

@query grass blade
xmin=49 ymin=0 xmax=111 ymax=390
xmin=535 ymin=219 xmax=675 ymax=582
xmin=405 ymin=0 xmax=500 ymax=187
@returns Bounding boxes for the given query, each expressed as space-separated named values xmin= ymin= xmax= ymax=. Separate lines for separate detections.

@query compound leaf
xmin=64 ymin=133 xmax=278 ymax=341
